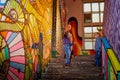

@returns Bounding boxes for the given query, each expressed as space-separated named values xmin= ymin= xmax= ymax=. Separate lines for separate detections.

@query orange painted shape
xmin=0 ymin=31 xmax=8 ymax=39
xmin=5 ymin=17 xmax=12 ymax=23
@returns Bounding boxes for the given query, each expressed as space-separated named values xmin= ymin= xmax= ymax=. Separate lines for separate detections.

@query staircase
xmin=42 ymin=55 xmax=104 ymax=80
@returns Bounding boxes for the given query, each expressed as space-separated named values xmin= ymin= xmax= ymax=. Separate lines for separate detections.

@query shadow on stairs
xmin=42 ymin=55 xmax=104 ymax=80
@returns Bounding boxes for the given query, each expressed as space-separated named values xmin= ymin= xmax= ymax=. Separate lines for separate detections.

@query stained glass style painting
xmin=0 ymin=0 xmax=53 ymax=80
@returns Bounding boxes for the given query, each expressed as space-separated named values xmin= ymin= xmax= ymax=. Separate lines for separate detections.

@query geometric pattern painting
xmin=0 ymin=0 xmax=53 ymax=80
xmin=0 ymin=31 xmax=25 ymax=80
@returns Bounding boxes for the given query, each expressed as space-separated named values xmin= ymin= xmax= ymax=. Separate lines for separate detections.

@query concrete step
xmin=45 ymin=67 xmax=102 ymax=73
xmin=48 ymin=60 xmax=96 ymax=68
xmin=51 ymin=55 xmax=94 ymax=62
xmin=50 ymin=58 xmax=94 ymax=63
xmin=49 ymin=61 xmax=95 ymax=65
xmin=42 ymin=73 xmax=104 ymax=80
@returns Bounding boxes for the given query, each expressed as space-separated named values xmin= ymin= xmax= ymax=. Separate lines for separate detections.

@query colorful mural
xmin=68 ymin=17 xmax=82 ymax=55
xmin=0 ymin=0 xmax=53 ymax=80
xmin=103 ymin=0 xmax=120 ymax=61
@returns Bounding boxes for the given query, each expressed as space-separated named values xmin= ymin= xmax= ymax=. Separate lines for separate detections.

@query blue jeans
xmin=95 ymin=51 xmax=101 ymax=66
xmin=63 ymin=44 xmax=71 ymax=65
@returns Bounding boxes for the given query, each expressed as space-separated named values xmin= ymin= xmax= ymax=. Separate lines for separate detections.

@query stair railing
xmin=101 ymin=36 xmax=120 ymax=80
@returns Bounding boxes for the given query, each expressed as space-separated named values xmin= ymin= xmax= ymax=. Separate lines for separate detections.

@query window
xmin=84 ymin=2 xmax=104 ymax=23
xmin=92 ymin=3 xmax=99 ymax=12
xmin=92 ymin=13 xmax=99 ymax=22
xmin=84 ymin=13 xmax=92 ymax=23
xmin=84 ymin=3 xmax=91 ymax=12
xmin=84 ymin=26 xmax=102 ymax=49
xmin=85 ymin=41 xmax=93 ymax=49
xmin=100 ymin=2 xmax=104 ymax=12
xmin=83 ymin=1 xmax=104 ymax=50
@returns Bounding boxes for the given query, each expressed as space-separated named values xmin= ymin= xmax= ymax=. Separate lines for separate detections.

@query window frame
xmin=83 ymin=1 xmax=104 ymax=50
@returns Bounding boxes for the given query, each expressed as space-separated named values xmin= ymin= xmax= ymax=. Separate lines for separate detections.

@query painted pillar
xmin=51 ymin=0 xmax=57 ymax=58
xmin=56 ymin=0 xmax=64 ymax=54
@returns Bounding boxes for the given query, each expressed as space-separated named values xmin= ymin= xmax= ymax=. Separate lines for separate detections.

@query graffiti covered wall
xmin=0 ymin=0 xmax=53 ymax=80
xmin=103 ymin=0 xmax=120 ymax=61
